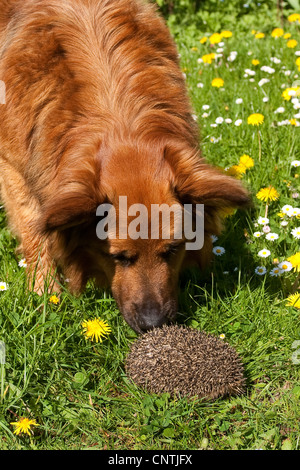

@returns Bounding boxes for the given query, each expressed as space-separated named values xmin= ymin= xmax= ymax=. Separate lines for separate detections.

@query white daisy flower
xmin=202 ymin=112 xmax=209 ymax=118
xmin=0 ymin=282 xmax=8 ymax=291
xmin=212 ymin=246 xmax=225 ymax=256
xmin=265 ymin=232 xmax=279 ymax=241
xmin=197 ymin=82 xmax=204 ymax=88
xmin=281 ymin=205 xmax=294 ymax=216
xmin=215 ymin=117 xmax=224 ymax=124
xmin=225 ymin=118 xmax=232 ymax=123
xmin=257 ymin=216 xmax=269 ymax=225
xmin=291 ymin=160 xmax=300 ymax=167
xmin=291 ymin=227 xmax=300 ymax=239
xmin=274 ymin=107 xmax=285 ymax=113
xmin=210 ymin=123 xmax=218 ymax=128
xmin=263 ymin=97 xmax=269 ymax=102
xmin=255 ymin=266 xmax=267 ymax=275
xmin=278 ymin=261 xmax=293 ymax=272
xmin=236 ymin=98 xmax=243 ymax=104
xmin=292 ymin=207 xmax=300 ymax=216
xmin=235 ymin=119 xmax=242 ymax=126
xmin=18 ymin=259 xmax=27 ymax=268
xmin=280 ymin=220 xmax=289 ymax=227
xmin=202 ymin=105 xmax=210 ymax=110
xmin=258 ymin=78 xmax=270 ymax=87
xmin=258 ymin=248 xmax=271 ymax=258
xmin=271 ymin=57 xmax=281 ymax=64
xmin=211 ymin=234 xmax=218 ymax=243
xmin=269 ymin=267 xmax=282 ymax=277
xmin=253 ymin=231 xmax=263 ymax=238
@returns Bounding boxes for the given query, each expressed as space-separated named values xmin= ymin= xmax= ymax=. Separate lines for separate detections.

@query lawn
xmin=0 ymin=2 xmax=300 ymax=451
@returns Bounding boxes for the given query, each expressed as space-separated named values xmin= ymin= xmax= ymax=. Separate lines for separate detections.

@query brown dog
xmin=0 ymin=0 xmax=250 ymax=333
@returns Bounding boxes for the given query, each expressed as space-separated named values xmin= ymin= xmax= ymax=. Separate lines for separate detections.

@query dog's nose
xmin=136 ymin=302 xmax=168 ymax=332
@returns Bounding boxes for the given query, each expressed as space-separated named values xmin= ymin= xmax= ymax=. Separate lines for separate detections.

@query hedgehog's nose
xmin=136 ymin=301 xmax=168 ymax=332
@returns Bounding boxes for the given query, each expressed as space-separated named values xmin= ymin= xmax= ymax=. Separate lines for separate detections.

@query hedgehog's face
xmin=104 ymin=236 xmax=186 ymax=333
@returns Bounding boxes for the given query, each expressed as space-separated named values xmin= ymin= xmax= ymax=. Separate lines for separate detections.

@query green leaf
xmin=162 ymin=427 xmax=175 ymax=438
xmin=281 ymin=439 xmax=293 ymax=450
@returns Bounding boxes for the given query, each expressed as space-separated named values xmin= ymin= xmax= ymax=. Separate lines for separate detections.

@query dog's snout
xmin=135 ymin=300 xmax=168 ymax=332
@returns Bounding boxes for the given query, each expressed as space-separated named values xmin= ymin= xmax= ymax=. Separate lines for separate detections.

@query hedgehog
xmin=125 ymin=324 xmax=246 ymax=399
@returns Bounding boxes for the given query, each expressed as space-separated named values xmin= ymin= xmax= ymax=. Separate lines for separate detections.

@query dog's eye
xmin=111 ymin=252 xmax=136 ymax=266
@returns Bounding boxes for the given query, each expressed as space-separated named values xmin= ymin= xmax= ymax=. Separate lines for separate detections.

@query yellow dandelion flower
xmin=286 ymin=293 xmax=300 ymax=309
xmin=201 ymin=53 xmax=216 ymax=64
xmin=247 ymin=113 xmax=264 ymax=125
xmin=290 ymin=118 xmax=298 ymax=126
xmin=256 ymin=186 xmax=280 ymax=203
xmin=288 ymin=13 xmax=300 ymax=23
xmin=287 ymin=252 xmax=300 ymax=272
xmin=221 ymin=30 xmax=232 ymax=38
xmin=81 ymin=318 xmax=112 ymax=343
xmin=209 ymin=33 xmax=222 ymax=44
xmin=271 ymin=28 xmax=284 ymax=38
xmin=251 ymin=29 xmax=256 ymax=35
xmin=283 ymin=33 xmax=291 ymax=39
xmin=211 ymin=77 xmax=224 ymax=88
xmin=200 ymin=36 xmax=207 ymax=44
xmin=287 ymin=39 xmax=298 ymax=48
xmin=282 ymin=86 xmax=300 ymax=100
xmin=255 ymin=32 xmax=265 ymax=39
xmin=10 ymin=417 xmax=39 ymax=436
xmin=239 ymin=154 xmax=254 ymax=169
xmin=191 ymin=47 xmax=198 ymax=52
xmin=296 ymin=57 xmax=300 ymax=69
xmin=252 ymin=59 xmax=260 ymax=66
xmin=49 ymin=294 xmax=60 ymax=305
xmin=225 ymin=165 xmax=245 ymax=179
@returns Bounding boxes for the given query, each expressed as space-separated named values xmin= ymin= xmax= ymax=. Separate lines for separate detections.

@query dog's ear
xmin=165 ymin=143 xmax=251 ymax=234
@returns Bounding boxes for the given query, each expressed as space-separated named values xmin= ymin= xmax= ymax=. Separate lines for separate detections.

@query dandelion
xmin=255 ymin=32 xmax=265 ymax=39
xmin=265 ymin=232 xmax=279 ymax=241
xmin=209 ymin=33 xmax=222 ymax=44
xmin=255 ymin=266 xmax=267 ymax=275
xmin=291 ymin=227 xmax=300 ymax=239
xmin=212 ymin=246 xmax=225 ymax=256
xmin=270 ymin=267 xmax=282 ymax=277
xmin=239 ymin=154 xmax=254 ymax=169
xmin=252 ymin=59 xmax=260 ymax=66
xmin=287 ymin=39 xmax=298 ymax=49
xmin=49 ymin=294 xmax=60 ymax=305
xmin=82 ymin=318 xmax=112 ymax=342
xmin=211 ymin=78 xmax=224 ymax=88
xmin=248 ymin=113 xmax=264 ymax=126
xmin=201 ymin=53 xmax=216 ymax=64
xmin=271 ymin=28 xmax=284 ymax=38
xmin=287 ymin=252 xmax=300 ymax=272
xmin=221 ymin=30 xmax=232 ymax=38
xmin=282 ymin=87 xmax=300 ymax=101
xmin=225 ymin=164 xmax=246 ymax=179
xmin=278 ymin=261 xmax=293 ymax=272
xmin=200 ymin=37 xmax=207 ymax=44
xmin=284 ymin=33 xmax=292 ymax=39
xmin=0 ymin=282 xmax=8 ymax=291
xmin=258 ymin=248 xmax=271 ymax=258
xmin=288 ymin=13 xmax=300 ymax=23
xmin=10 ymin=417 xmax=39 ymax=436
xmin=256 ymin=186 xmax=279 ymax=203
xmin=286 ymin=293 xmax=300 ymax=309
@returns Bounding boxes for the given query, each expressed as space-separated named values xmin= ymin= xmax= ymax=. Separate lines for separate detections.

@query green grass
xmin=1 ymin=11 xmax=300 ymax=450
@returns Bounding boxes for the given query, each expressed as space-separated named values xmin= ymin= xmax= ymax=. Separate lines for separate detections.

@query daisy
xmin=212 ymin=246 xmax=225 ymax=256
xmin=247 ymin=113 xmax=264 ymax=125
xmin=256 ymin=186 xmax=279 ymax=203
xmin=266 ymin=232 xmax=279 ymax=241
xmin=291 ymin=160 xmax=300 ymax=167
xmin=18 ymin=258 xmax=27 ymax=268
xmin=291 ymin=227 xmax=300 ymax=239
xmin=234 ymin=119 xmax=242 ymax=126
xmin=211 ymin=234 xmax=218 ymax=243
xmin=258 ymin=248 xmax=271 ymax=258
xmin=282 ymin=87 xmax=300 ymax=101
xmin=0 ymin=282 xmax=7 ymax=291
xmin=254 ymin=231 xmax=263 ymax=238
xmin=280 ymin=220 xmax=289 ymax=227
xmin=281 ymin=204 xmax=294 ymax=216
xmin=10 ymin=417 xmax=39 ymax=436
xmin=258 ymin=78 xmax=270 ymax=87
xmin=202 ymin=105 xmax=210 ymax=110
xmin=278 ymin=261 xmax=293 ymax=272
xmin=274 ymin=107 xmax=285 ymax=113
xmin=270 ymin=267 xmax=282 ymax=277
xmin=225 ymin=118 xmax=232 ymax=123
xmin=219 ymin=333 xmax=226 ymax=339
xmin=292 ymin=208 xmax=300 ymax=216
xmin=286 ymin=293 xmax=300 ymax=309
xmin=82 ymin=318 xmax=112 ymax=343
xmin=257 ymin=216 xmax=269 ymax=225
xmin=287 ymin=252 xmax=300 ymax=272
xmin=215 ymin=117 xmax=224 ymax=124
xmin=255 ymin=266 xmax=267 ymax=275
xmin=236 ymin=98 xmax=243 ymax=104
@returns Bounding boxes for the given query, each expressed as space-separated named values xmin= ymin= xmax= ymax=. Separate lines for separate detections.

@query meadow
xmin=0 ymin=4 xmax=300 ymax=451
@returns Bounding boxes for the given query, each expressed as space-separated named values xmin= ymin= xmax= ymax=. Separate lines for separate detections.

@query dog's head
xmin=40 ymin=142 xmax=250 ymax=333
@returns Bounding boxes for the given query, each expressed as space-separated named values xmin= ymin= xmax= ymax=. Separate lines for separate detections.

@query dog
xmin=0 ymin=0 xmax=250 ymax=333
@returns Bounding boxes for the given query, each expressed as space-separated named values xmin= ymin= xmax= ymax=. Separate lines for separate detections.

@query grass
xmin=1 ymin=9 xmax=300 ymax=451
